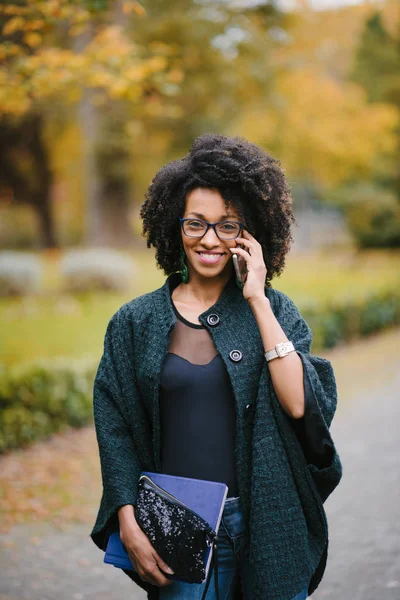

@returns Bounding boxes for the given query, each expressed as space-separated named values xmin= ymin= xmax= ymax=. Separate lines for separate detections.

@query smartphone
xmin=232 ymin=253 xmax=248 ymax=286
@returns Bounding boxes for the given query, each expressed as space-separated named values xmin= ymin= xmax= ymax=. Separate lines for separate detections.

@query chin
xmin=190 ymin=260 xmax=232 ymax=280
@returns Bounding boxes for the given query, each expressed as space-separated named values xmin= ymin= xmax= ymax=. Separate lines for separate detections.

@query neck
xmin=176 ymin=265 xmax=234 ymax=307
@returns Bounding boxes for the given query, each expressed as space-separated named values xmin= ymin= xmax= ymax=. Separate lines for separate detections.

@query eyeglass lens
xmin=183 ymin=219 xmax=240 ymax=239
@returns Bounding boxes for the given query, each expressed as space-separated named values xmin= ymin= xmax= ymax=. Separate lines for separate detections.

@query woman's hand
xmin=230 ymin=229 xmax=267 ymax=303
xmin=118 ymin=506 xmax=174 ymax=587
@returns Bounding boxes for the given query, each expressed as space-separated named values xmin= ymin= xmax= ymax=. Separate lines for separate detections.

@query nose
xmin=201 ymin=225 xmax=222 ymax=247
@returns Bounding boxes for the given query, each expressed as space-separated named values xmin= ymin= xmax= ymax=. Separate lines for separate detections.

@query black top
xmin=159 ymin=283 xmax=333 ymax=498
xmin=160 ymin=352 xmax=239 ymax=496
xmin=160 ymin=299 xmax=239 ymax=496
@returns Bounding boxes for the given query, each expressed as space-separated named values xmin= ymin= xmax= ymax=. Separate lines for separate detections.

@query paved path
xmin=0 ymin=329 xmax=399 ymax=600
xmin=313 ymin=328 xmax=400 ymax=600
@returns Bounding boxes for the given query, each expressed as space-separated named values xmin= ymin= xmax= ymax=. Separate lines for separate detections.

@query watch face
xmin=276 ymin=345 xmax=286 ymax=357
xmin=276 ymin=344 xmax=287 ymax=358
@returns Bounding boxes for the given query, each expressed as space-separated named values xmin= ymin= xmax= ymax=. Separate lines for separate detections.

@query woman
xmin=90 ymin=134 xmax=342 ymax=600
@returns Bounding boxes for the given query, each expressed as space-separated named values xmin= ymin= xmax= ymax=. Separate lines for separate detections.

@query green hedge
xmin=1 ymin=287 xmax=399 ymax=452
xmin=0 ymin=358 xmax=97 ymax=452
xmin=327 ymin=184 xmax=400 ymax=249
xmin=303 ymin=288 xmax=400 ymax=349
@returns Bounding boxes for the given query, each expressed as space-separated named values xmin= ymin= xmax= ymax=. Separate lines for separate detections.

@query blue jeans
xmin=159 ymin=497 xmax=309 ymax=599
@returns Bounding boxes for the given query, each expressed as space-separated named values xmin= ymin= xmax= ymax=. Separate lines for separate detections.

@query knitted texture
xmin=90 ymin=272 xmax=342 ymax=600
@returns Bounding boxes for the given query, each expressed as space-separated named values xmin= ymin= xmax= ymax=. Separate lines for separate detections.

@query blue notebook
xmin=104 ymin=471 xmax=228 ymax=581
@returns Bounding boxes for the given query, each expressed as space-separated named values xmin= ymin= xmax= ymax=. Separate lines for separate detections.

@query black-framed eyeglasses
xmin=179 ymin=217 xmax=245 ymax=240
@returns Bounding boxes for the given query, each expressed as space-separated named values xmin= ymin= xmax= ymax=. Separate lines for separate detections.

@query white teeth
xmin=198 ymin=253 xmax=221 ymax=257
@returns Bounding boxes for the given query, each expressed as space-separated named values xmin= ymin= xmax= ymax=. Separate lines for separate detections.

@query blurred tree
xmin=121 ymin=0 xmax=288 ymax=239
xmin=74 ymin=0 xmax=139 ymax=246
xmin=0 ymin=0 xmax=56 ymax=247
xmin=131 ymin=0 xmax=283 ymax=152
xmin=77 ymin=0 xmax=285 ymax=244
xmin=0 ymin=114 xmax=55 ymax=247
xmin=229 ymin=68 xmax=398 ymax=191
xmin=227 ymin=3 xmax=400 ymax=208
xmin=0 ymin=0 xmax=170 ymax=247
xmin=350 ymin=10 xmax=400 ymax=198
xmin=351 ymin=11 xmax=399 ymax=104
xmin=0 ymin=0 xmax=284 ymax=247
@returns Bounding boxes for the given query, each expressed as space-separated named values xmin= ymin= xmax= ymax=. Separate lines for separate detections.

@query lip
xmin=195 ymin=251 xmax=225 ymax=265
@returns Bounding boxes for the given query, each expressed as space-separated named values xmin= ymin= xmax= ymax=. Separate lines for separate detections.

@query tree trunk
xmin=95 ymin=176 xmax=135 ymax=247
xmin=76 ymin=4 xmax=134 ymax=248
xmin=0 ymin=115 xmax=57 ymax=249
xmin=29 ymin=115 xmax=57 ymax=248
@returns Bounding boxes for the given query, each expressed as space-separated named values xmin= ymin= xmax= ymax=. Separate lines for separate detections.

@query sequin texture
xmin=135 ymin=477 xmax=216 ymax=583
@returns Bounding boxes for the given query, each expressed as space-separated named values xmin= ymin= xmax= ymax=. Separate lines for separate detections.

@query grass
xmin=276 ymin=248 xmax=400 ymax=305
xmin=0 ymin=248 xmax=399 ymax=366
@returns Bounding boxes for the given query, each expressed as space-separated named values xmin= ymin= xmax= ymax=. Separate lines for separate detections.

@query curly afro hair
xmin=140 ymin=133 xmax=296 ymax=287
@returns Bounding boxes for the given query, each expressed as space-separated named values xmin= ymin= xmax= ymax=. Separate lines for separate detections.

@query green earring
xmin=179 ymin=248 xmax=189 ymax=284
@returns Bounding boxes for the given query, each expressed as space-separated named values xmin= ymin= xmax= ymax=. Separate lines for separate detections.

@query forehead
xmin=184 ymin=187 xmax=239 ymax=219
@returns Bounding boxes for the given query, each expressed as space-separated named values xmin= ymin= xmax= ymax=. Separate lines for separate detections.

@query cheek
xmin=182 ymin=238 xmax=198 ymax=256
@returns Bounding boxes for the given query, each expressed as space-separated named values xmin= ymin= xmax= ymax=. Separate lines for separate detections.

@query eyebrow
xmin=186 ymin=212 xmax=237 ymax=220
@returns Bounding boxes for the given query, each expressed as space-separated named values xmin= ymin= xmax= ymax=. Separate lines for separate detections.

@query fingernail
xmin=166 ymin=567 xmax=174 ymax=574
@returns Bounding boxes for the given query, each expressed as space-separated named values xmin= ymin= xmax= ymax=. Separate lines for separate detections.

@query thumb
xmin=153 ymin=551 xmax=174 ymax=575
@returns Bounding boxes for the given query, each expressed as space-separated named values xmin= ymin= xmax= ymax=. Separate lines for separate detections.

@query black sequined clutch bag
xmin=135 ymin=474 xmax=218 ymax=585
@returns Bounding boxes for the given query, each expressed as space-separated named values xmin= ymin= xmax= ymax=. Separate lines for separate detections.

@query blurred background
xmin=0 ymin=1 xmax=399 ymax=599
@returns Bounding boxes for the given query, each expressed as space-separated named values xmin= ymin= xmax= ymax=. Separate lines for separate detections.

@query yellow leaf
xmin=123 ymin=1 xmax=146 ymax=16
xmin=1 ymin=5 xmax=26 ymax=16
xmin=2 ymin=16 xmax=24 ymax=36
xmin=68 ymin=23 xmax=89 ymax=37
xmin=25 ymin=20 xmax=45 ymax=32
xmin=23 ymin=32 xmax=42 ymax=48
xmin=147 ymin=56 xmax=168 ymax=72
xmin=167 ymin=69 xmax=184 ymax=84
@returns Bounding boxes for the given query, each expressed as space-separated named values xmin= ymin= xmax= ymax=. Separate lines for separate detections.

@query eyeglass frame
xmin=178 ymin=217 xmax=245 ymax=240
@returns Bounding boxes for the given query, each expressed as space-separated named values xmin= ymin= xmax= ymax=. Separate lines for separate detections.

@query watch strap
xmin=264 ymin=341 xmax=295 ymax=362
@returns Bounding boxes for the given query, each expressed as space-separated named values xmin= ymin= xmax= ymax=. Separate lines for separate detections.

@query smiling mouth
xmin=195 ymin=251 xmax=225 ymax=264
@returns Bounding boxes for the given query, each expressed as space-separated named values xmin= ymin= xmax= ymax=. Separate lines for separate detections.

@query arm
xmin=231 ymin=229 xmax=306 ymax=418
xmin=231 ymin=232 xmax=342 ymax=502
xmin=249 ymin=292 xmax=335 ymax=469
xmin=91 ymin=308 xmax=173 ymax=587
xmin=248 ymin=294 xmax=305 ymax=419
xmin=268 ymin=289 xmax=343 ymax=501
xmin=92 ymin=310 xmax=142 ymax=538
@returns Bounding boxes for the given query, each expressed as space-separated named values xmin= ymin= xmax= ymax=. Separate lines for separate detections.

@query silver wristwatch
xmin=264 ymin=341 xmax=295 ymax=362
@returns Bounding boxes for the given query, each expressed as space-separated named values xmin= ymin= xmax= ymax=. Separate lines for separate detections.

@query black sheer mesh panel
xmin=168 ymin=318 xmax=218 ymax=365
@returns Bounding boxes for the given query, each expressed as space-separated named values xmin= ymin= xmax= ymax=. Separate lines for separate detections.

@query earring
xmin=179 ymin=248 xmax=189 ymax=284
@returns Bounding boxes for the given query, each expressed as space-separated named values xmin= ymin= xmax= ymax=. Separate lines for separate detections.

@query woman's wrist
xmin=247 ymin=294 xmax=271 ymax=313
xmin=118 ymin=504 xmax=141 ymax=533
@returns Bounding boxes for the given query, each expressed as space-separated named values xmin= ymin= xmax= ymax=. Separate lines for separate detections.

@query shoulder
xmin=266 ymin=287 xmax=311 ymax=341
xmin=265 ymin=287 xmax=300 ymax=316
xmin=107 ymin=281 xmax=166 ymax=331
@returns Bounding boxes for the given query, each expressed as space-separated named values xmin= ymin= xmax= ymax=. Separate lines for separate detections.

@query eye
xmin=218 ymin=222 xmax=238 ymax=231
xmin=186 ymin=219 xmax=205 ymax=228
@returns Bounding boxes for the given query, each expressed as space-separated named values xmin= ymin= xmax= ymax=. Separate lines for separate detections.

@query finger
xmin=126 ymin=551 xmax=168 ymax=586
xmin=234 ymin=238 xmax=261 ymax=257
xmin=136 ymin=563 xmax=168 ymax=586
xmin=146 ymin=565 xmax=173 ymax=587
xmin=242 ymin=229 xmax=257 ymax=241
xmin=234 ymin=237 xmax=252 ymax=249
xmin=229 ymin=247 xmax=251 ymax=262
xmin=153 ymin=552 xmax=174 ymax=575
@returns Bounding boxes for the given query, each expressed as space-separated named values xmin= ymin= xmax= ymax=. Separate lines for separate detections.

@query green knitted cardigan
xmin=90 ymin=272 xmax=342 ymax=600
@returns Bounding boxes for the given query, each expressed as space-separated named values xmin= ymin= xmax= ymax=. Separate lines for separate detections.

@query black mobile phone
xmin=232 ymin=253 xmax=248 ymax=285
